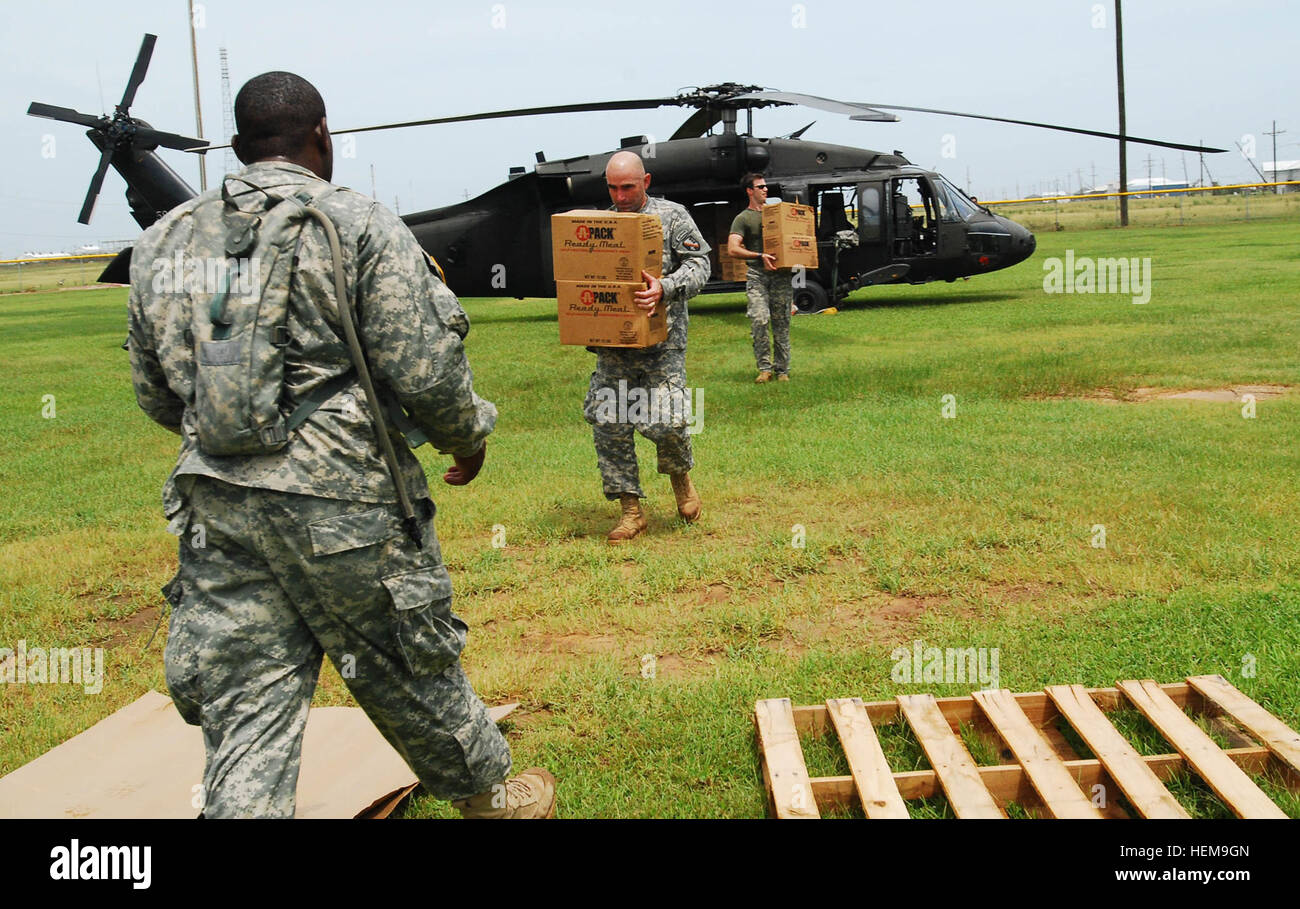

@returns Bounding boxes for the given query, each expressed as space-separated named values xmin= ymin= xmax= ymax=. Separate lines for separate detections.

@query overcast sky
xmin=2 ymin=0 xmax=1295 ymax=256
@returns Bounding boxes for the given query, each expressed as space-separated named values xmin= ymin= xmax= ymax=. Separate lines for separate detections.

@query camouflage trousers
xmin=163 ymin=475 xmax=511 ymax=817
xmin=583 ymin=347 xmax=693 ymax=500
xmin=746 ymin=270 xmax=793 ymax=376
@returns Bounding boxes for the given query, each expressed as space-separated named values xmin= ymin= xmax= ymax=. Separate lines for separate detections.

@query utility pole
xmin=187 ymin=0 xmax=207 ymax=191
xmin=370 ymin=163 xmax=377 ymax=199
xmin=1200 ymin=142 xmax=1216 ymax=188
xmin=1264 ymin=120 xmax=1285 ymax=192
xmin=1115 ymin=0 xmax=1128 ymax=225
xmin=1236 ymin=140 xmax=1268 ymax=184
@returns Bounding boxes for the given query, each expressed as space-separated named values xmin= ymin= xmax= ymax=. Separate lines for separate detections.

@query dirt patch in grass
xmin=877 ymin=594 xmax=954 ymax=624
xmin=654 ymin=651 xmax=723 ymax=678
xmin=981 ymin=582 xmax=1057 ymax=605
xmin=521 ymin=631 xmax=624 ymax=655
xmin=773 ymin=593 xmax=963 ymax=654
xmin=784 ymin=603 xmax=875 ymax=647
xmin=702 ymin=584 xmax=730 ymax=604
xmin=92 ymin=603 xmax=163 ymax=648
xmin=499 ymin=704 xmax=554 ymax=733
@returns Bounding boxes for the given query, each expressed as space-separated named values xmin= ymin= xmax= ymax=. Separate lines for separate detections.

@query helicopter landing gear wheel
xmin=793 ymin=279 xmax=829 ymax=314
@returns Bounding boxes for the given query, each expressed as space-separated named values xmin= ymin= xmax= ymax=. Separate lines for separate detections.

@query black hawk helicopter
xmin=30 ymin=34 xmax=1225 ymax=312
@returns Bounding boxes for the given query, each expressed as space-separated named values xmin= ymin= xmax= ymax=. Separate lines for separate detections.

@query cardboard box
xmin=557 ymin=280 xmax=667 ymax=348
xmin=717 ymin=230 xmax=750 ymax=281
xmin=761 ymin=201 xmax=820 ymax=269
xmin=704 ymin=206 xmax=737 ymax=280
xmin=719 ymin=250 xmax=750 ymax=281
xmin=551 ymin=210 xmax=663 ymax=282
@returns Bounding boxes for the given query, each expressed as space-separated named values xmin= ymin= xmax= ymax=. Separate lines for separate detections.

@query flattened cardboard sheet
xmin=0 ymin=690 xmax=517 ymax=818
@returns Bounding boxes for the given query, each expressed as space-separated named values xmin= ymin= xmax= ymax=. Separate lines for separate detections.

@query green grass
xmin=0 ymin=257 xmax=118 ymax=294
xmin=2 ymin=217 xmax=1298 ymax=818
xmin=989 ymin=189 xmax=1300 ymax=232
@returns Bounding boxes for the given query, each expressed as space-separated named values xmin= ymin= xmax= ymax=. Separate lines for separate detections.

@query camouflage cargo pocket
xmin=306 ymin=506 xmax=404 ymax=556
xmin=161 ymin=568 xmax=202 ymax=726
xmin=382 ymin=566 xmax=466 ymax=677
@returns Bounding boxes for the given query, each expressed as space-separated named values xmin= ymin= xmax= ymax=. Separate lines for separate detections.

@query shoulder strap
xmin=298 ymin=202 xmax=424 ymax=548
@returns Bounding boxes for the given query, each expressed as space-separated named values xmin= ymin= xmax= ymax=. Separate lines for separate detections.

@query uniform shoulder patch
xmin=682 ymin=238 xmax=701 ymax=251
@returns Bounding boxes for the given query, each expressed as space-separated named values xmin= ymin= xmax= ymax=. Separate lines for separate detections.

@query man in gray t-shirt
xmin=727 ymin=172 xmax=793 ymax=383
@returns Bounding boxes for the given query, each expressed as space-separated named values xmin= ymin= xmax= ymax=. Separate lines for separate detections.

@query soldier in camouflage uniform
xmin=728 ymin=173 xmax=793 ymax=383
xmin=127 ymin=72 xmax=554 ymax=818
xmin=583 ymin=152 xmax=710 ymax=543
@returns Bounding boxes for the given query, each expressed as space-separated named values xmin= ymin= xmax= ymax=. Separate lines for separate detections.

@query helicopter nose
xmin=1008 ymin=223 xmax=1036 ymax=265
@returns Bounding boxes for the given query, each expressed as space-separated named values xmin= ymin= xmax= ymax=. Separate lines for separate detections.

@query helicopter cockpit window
xmin=938 ymin=176 xmax=981 ymax=220
xmin=927 ymin=178 xmax=960 ymax=222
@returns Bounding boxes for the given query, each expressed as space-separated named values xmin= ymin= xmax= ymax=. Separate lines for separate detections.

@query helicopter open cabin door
xmin=890 ymin=176 xmax=940 ymax=258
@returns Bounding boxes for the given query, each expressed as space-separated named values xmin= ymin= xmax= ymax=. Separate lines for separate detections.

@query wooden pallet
xmin=754 ymin=675 xmax=1300 ymax=818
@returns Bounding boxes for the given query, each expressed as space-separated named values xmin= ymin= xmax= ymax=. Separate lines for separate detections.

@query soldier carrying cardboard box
xmin=582 ymin=151 xmax=711 ymax=543
xmin=727 ymin=173 xmax=794 ymax=384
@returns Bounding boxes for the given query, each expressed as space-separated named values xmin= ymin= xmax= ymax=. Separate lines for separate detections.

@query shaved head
xmin=605 ymin=151 xmax=651 ymax=212
xmin=232 ymin=71 xmax=333 ymax=179
xmin=606 ymin=151 xmax=646 ymax=180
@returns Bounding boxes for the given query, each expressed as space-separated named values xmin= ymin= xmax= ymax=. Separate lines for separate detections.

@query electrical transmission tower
xmin=219 ymin=47 xmax=236 ymax=176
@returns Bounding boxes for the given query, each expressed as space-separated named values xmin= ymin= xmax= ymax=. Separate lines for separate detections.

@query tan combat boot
xmin=755 ymin=371 xmax=772 ymax=384
xmin=453 ymin=767 xmax=557 ymax=819
xmin=670 ymin=472 xmax=701 ymax=523
xmin=607 ymin=494 xmax=647 ymax=543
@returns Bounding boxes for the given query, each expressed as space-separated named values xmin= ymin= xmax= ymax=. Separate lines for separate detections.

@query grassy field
xmin=990 ymin=188 xmax=1300 ymax=233
xmin=2 ymin=217 xmax=1298 ymax=819
xmin=0 ymin=256 xmax=117 ymax=295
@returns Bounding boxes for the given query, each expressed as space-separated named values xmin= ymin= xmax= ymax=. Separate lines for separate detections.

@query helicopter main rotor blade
xmin=118 ymin=33 xmax=157 ymax=112
xmin=186 ymin=96 xmax=683 ymax=153
xmin=858 ymin=103 xmax=1226 ymax=153
xmin=331 ymin=98 xmax=676 ymax=138
xmin=732 ymin=91 xmax=899 ymax=122
xmin=27 ymin=102 xmax=105 ymax=129
xmin=134 ymin=125 xmax=208 ymax=151
xmin=78 ymin=145 xmax=115 ymax=224
xmin=670 ymin=107 xmax=722 ymax=140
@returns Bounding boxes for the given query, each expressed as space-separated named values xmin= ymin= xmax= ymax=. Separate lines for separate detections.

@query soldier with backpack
xmin=127 ymin=71 xmax=554 ymax=818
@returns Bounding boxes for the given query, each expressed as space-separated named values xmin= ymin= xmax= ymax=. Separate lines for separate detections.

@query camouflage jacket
xmin=127 ymin=161 xmax=496 ymax=517
xmin=612 ymin=195 xmax=711 ymax=350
